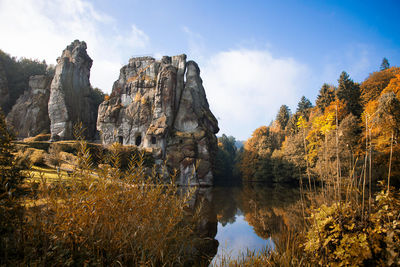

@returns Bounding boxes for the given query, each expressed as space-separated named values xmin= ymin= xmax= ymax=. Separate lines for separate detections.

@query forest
xmin=214 ymin=58 xmax=400 ymax=265
xmin=217 ymin=58 xmax=400 ymax=188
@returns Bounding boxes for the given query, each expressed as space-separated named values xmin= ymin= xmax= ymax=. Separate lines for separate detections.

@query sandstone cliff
xmin=6 ymin=75 xmax=52 ymax=138
xmin=97 ymin=55 xmax=219 ymax=186
xmin=0 ymin=61 xmax=9 ymax=113
xmin=48 ymin=40 xmax=97 ymax=140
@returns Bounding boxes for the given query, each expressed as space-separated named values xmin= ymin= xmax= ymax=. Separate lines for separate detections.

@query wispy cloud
xmin=0 ymin=0 xmax=150 ymax=92
xmin=182 ymin=26 xmax=206 ymax=61
xmin=202 ymin=49 xmax=310 ymax=140
xmin=320 ymin=43 xmax=373 ymax=85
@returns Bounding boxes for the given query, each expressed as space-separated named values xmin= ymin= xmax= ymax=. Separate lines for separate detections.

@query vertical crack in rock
xmin=48 ymin=40 xmax=97 ymax=140
xmin=97 ymin=55 xmax=219 ymax=186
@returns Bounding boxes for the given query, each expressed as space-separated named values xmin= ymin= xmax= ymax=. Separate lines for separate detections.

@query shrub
xmin=304 ymin=184 xmax=400 ymax=266
xmin=16 ymin=134 xmax=197 ymax=265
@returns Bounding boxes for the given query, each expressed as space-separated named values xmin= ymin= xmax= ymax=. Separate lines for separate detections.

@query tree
xmin=360 ymin=67 xmax=400 ymax=105
xmin=337 ymin=71 xmax=362 ymax=117
xmin=296 ymin=96 xmax=313 ymax=119
xmin=215 ymin=134 xmax=238 ymax=183
xmin=0 ymin=50 xmax=49 ymax=114
xmin=374 ymin=92 xmax=400 ymax=189
xmin=0 ymin=109 xmax=25 ymax=262
xmin=239 ymin=126 xmax=280 ymax=182
xmin=276 ymin=105 xmax=291 ymax=130
xmin=316 ymin=83 xmax=335 ymax=112
xmin=380 ymin=57 xmax=390 ymax=71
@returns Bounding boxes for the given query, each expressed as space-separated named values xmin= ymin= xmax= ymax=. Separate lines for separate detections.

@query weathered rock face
xmin=6 ymin=75 xmax=52 ymax=138
xmin=0 ymin=61 xmax=9 ymax=113
xmin=97 ymin=55 xmax=219 ymax=185
xmin=48 ymin=40 xmax=97 ymax=140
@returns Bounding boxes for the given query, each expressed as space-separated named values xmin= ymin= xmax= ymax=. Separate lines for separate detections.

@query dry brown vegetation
xmin=1 ymin=122 xmax=205 ymax=266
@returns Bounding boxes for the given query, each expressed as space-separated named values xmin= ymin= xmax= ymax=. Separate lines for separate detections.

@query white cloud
xmin=0 ymin=0 xmax=150 ymax=93
xmin=202 ymin=49 xmax=310 ymax=140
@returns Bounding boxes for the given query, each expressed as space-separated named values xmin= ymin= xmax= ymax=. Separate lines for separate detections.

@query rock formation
xmin=0 ymin=61 xmax=9 ymax=113
xmin=48 ymin=40 xmax=97 ymax=140
xmin=97 ymin=55 xmax=219 ymax=186
xmin=6 ymin=75 xmax=52 ymax=138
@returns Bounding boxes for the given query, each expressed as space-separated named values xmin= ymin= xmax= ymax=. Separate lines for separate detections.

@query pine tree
xmin=316 ymin=83 xmax=335 ymax=112
xmin=276 ymin=105 xmax=291 ymax=130
xmin=296 ymin=96 xmax=313 ymax=119
xmin=337 ymin=71 xmax=362 ymax=117
xmin=0 ymin=109 xmax=25 ymax=262
xmin=380 ymin=57 xmax=390 ymax=71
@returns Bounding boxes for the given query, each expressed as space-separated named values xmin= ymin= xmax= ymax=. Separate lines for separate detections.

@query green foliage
xmin=337 ymin=71 xmax=362 ymax=117
xmin=214 ymin=134 xmax=238 ymax=183
xmin=381 ymin=57 xmax=390 ymax=71
xmin=276 ymin=105 xmax=291 ymax=130
xmin=296 ymin=96 xmax=313 ymax=120
xmin=89 ymin=86 xmax=106 ymax=119
xmin=0 ymin=110 xmax=25 ymax=195
xmin=0 ymin=50 xmax=50 ymax=113
xmin=316 ymin=83 xmax=335 ymax=112
xmin=0 ymin=110 xmax=26 ymax=264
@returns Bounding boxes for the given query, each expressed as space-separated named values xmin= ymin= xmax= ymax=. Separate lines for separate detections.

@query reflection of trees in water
xmin=212 ymin=186 xmax=241 ymax=226
xmin=212 ymin=184 xmax=305 ymax=241
xmin=239 ymin=184 xmax=305 ymax=241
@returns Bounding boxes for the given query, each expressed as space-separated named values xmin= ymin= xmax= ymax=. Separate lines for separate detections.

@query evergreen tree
xmin=380 ymin=57 xmax=390 ymax=71
xmin=0 ymin=109 xmax=25 ymax=262
xmin=316 ymin=83 xmax=335 ymax=112
xmin=0 ymin=50 xmax=49 ymax=114
xmin=296 ymin=96 xmax=313 ymax=119
xmin=276 ymin=105 xmax=291 ymax=130
xmin=336 ymin=71 xmax=362 ymax=117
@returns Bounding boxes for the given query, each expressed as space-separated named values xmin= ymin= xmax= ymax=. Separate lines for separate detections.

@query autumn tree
xmin=239 ymin=126 xmax=280 ymax=182
xmin=360 ymin=67 xmax=400 ymax=105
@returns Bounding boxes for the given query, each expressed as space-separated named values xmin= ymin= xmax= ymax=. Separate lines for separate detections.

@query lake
xmin=185 ymin=184 xmax=305 ymax=266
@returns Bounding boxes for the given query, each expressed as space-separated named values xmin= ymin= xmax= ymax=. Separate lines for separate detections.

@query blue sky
xmin=0 ymin=0 xmax=399 ymax=140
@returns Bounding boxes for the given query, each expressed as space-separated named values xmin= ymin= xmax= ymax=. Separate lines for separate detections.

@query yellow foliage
xmin=134 ymin=92 xmax=141 ymax=102
xmin=305 ymin=186 xmax=400 ymax=266
xmin=382 ymin=73 xmax=400 ymax=98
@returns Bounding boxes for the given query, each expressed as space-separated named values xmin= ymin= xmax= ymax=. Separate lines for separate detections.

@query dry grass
xmin=7 ymin=135 xmax=199 ymax=266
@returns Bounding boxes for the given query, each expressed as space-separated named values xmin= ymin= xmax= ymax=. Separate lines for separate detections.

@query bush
xmin=304 ymin=184 xmax=400 ymax=266
xmin=12 ymin=136 xmax=197 ymax=265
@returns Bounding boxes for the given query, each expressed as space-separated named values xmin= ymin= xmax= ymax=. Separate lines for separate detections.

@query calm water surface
xmin=189 ymin=184 xmax=304 ymax=266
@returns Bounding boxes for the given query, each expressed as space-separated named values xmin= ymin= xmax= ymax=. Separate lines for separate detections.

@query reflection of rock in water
xmin=181 ymin=187 xmax=219 ymax=266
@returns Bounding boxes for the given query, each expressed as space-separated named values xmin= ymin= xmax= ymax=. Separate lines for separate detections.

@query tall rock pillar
xmin=48 ymin=40 xmax=96 ymax=140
